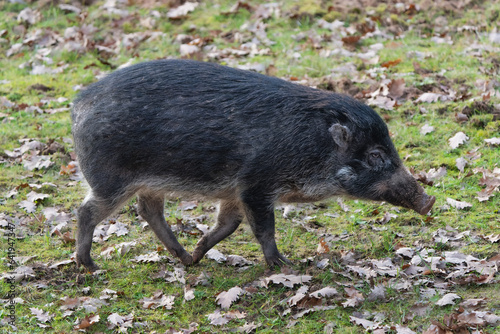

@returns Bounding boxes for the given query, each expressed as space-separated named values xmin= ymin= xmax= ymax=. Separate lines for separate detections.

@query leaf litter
xmin=2 ymin=0 xmax=500 ymax=332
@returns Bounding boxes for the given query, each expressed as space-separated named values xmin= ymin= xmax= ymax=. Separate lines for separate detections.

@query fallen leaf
xmin=107 ymin=221 xmax=129 ymax=237
xmin=167 ymin=2 xmax=199 ymax=20
xmin=456 ymin=157 xmax=467 ymax=172
xmin=416 ymin=92 xmax=451 ymax=103
xmin=317 ymin=238 xmax=330 ymax=254
xmin=366 ymin=285 xmax=386 ymax=302
xmin=184 ymin=287 xmax=195 ymax=301
xmin=484 ymin=137 xmax=500 ymax=145
xmin=460 ymin=298 xmax=487 ymax=309
xmin=216 ymin=286 xmax=243 ymax=309
xmin=436 ymin=293 xmax=461 ymax=306
xmin=141 ymin=292 xmax=175 ymax=309
xmin=30 ymin=307 xmax=54 ymax=323
xmin=207 ymin=309 xmax=231 ymax=326
xmin=420 ymin=124 xmax=435 ymax=135
xmin=206 ymin=249 xmax=227 ymax=263
xmin=206 ymin=309 xmax=246 ymax=326
xmin=107 ymin=312 xmax=134 ymax=331
xmin=342 ymin=35 xmax=361 ymax=46
xmin=449 ymin=132 xmax=469 ymax=149
xmin=237 ymin=322 xmax=260 ymax=333
xmin=349 ymin=315 xmax=380 ymax=329
xmin=288 ymin=285 xmax=308 ymax=306
xmin=263 ymin=273 xmax=312 ymax=288
xmin=381 ymin=58 xmax=402 ymax=68
xmin=133 ymin=251 xmax=165 ymax=263
xmin=18 ymin=200 xmax=37 ymax=213
xmin=422 ymin=324 xmax=444 ymax=334
xmin=227 ymin=255 xmax=252 ymax=266
xmin=388 ymin=78 xmax=406 ymax=100
xmin=74 ymin=314 xmax=99 ymax=330
xmin=342 ymin=287 xmax=365 ymax=307
xmin=178 ymin=200 xmax=198 ymax=210
xmin=395 ymin=325 xmax=417 ymax=334
xmin=367 ymin=95 xmax=396 ymax=110
xmin=309 ymin=286 xmax=338 ymax=298
xmin=446 ymin=197 xmax=472 ymax=209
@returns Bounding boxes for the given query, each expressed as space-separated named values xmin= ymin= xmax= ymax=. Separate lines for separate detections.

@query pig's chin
xmin=370 ymin=190 xmax=436 ymax=216
xmin=395 ymin=193 xmax=435 ymax=215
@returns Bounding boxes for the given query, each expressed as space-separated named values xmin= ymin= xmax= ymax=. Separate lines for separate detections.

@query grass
xmin=1 ymin=0 xmax=500 ymax=333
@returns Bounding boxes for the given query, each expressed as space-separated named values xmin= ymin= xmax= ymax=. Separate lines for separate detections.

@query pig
xmin=71 ymin=59 xmax=435 ymax=271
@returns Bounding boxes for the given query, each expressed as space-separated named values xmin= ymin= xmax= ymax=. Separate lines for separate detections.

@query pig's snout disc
xmin=419 ymin=195 xmax=436 ymax=215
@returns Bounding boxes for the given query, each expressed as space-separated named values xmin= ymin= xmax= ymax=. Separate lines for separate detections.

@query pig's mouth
xmin=416 ymin=194 xmax=436 ymax=215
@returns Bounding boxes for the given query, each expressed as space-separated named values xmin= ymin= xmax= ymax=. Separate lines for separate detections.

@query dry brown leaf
xmin=366 ymin=285 xmax=386 ymax=302
xmin=316 ymin=238 xmax=330 ymax=254
xmin=476 ymin=188 xmax=494 ymax=202
xmin=263 ymin=273 xmax=312 ymax=288
xmin=455 ymin=157 xmax=467 ymax=172
xmin=206 ymin=249 xmax=227 ymax=263
xmin=349 ymin=315 xmax=380 ymax=329
xmin=288 ymin=288 xmax=307 ymax=307
xmin=381 ymin=58 xmax=402 ymax=68
xmin=455 ymin=112 xmax=469 ymax=123
xmin=206 ymin=309 xmax=246 ymax=326
xmin=367 ymin=95 xmax=396 ymax=111
xmin=59 ymin=161 xmax=78 ymax=175
xmin=54 ymin=230 xmax=75 ymax=244
xmin=107 ymin=312 xmax=134 ymax=331
xmin=395 ymin=325 xmax=417 ymax=334
xmin=74 ymin=314 xmax=100 ymax=330
xmin=133 ymin=251 xmax=165 ymax=263
xmin=420 ymin=123 xmax=435 ymax=135
xmin=388 ymin=78 xmax=406 ymax=99
xmin=178 ymin=200 xmax=198 ymax=211
xmin=460 ymin=298 xmax=487 ymax=309
xmin=342 ymin=35 xmax=361 ymax=46
xmin=216 ymin=286 xmax=243 ymax=309
xmin=481 ymin=234 xmax=500 ymax=243
xmin=237 ymin=322 xmax=260 ymax=333
xmin=484 ymin=137 xmax=500 ymax=145
xmin=422 ymin=324 xmax=447 ymax=334
xmin=446 ymin=197 xmax=472 ymax=209
xmin=416 ymin=166 xmax=447 ymax=186
xmin=141 ymin=291 xmax=175 ymax=309
xmin=167 ymin=2 xmax=199 ymax=20
xmin=309 ymin=287 xmax=338 ymax=299
xmin=226 ymin=255 xmax=252 ymax=266
xmin=416 ymin=92 xmax=451 ymax=103
xmin=221 ymin=1 xmax=253 ymax=15
xmin=342 ymin=287 xmax=365 ymax=307
xmin=436 ymin=293 xmax=461 ymax=306
xmin=30 ymin=307 xmax=54 ymax=323
xmin=449 ymin=132 xmax=469 ymax=149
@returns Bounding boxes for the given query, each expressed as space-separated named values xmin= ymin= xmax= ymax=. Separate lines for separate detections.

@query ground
xmin=0 ymin=0 xmax=499 ymax=333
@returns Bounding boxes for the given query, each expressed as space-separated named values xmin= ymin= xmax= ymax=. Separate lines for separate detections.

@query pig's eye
xmin=367 ymin=149 xmax=384 ymax=167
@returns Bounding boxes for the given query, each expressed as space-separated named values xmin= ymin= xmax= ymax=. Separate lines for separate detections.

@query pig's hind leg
xmin=137 ymin=192 xmax=193 ymax=265
xmin=76 ymin=191 xmax=131 ymax=272
xmin=192 ymin=200 xmax=243 ymax=263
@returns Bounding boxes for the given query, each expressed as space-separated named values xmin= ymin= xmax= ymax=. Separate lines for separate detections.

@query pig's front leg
xmin=241 ymin=190 xmax=292 ymax=267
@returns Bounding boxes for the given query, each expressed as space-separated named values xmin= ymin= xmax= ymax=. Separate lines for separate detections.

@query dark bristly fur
xmin=72 ymin=59 xmax=435 ymax=271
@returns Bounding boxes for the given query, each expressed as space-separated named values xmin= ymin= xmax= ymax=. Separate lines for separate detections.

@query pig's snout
xmin=417 ymin=193 xmax=435 ymax=215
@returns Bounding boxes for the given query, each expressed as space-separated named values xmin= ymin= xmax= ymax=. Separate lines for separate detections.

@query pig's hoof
xmin=179 ymin=252 xmax=194 ymax=266
xmin=192 ymin=251 xmax=202 ymax=264
xmin=76 ymin=256 xmax=99 ymax=273
xmin=265 ymin=254 xmax=292 ymax=267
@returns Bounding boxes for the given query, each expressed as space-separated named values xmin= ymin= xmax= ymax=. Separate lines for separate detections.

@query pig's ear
xmin=328 ymin=124 xmax=351 ymax=150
